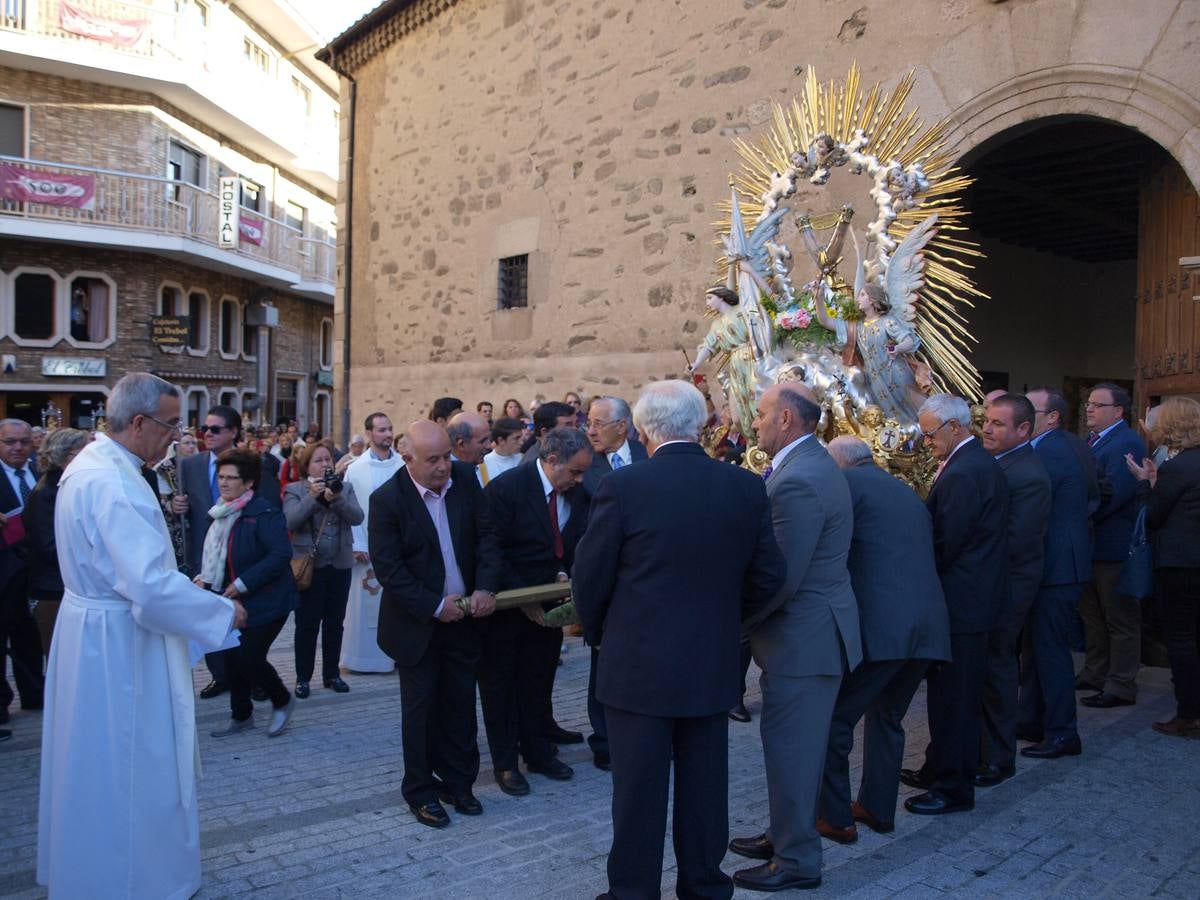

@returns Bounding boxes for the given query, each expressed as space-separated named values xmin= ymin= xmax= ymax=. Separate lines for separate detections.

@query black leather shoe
xmin=198 ymin=680 xmax=227 ymax=700
xmin=495 ymin=769 xmax=531 ymax=796
xmin=410 ymin=801 xmax=450 ymax=828
xmin=0 ymin=708 xmax=9 ymax=725
xmin=1074 ymin=676 xmax=1103 ymax=692
xmin=899 ymin=767 xmax=932 ymax=789
xmin=729 ymin=833 xmax=774 ymax=860
xmin=972 ymin=764 xmax=1015 ymax=787
xmin=593 ymin=753 xmax=612 ymax=772
xmin=546 ymin=723 xmax=584 ymax=744
xmin=294 ymin=682 xmax=310 ymax=699
xmin=729 ymin=701 xmax=752 ymax=723
xmin=1015 ymin=726 xmax=1044 ymax=743
xmin=527 ymin=758 xmax=574 ymax=780
xmin=324 ymin=676 xmax=351 ymax=693
xmin=251 ymin=686 xmax=269 ymax=702
xmin=0 ymin=729 xmax=10 ymax=742
xmin=733 ymin=861 xmax=821 ymax=892
xmin=1020 ymin=735 xmax=1082 ymax=758
xmin=903 ymin=791 xmax=974 ymax=816
xmin=438 ymin=789 xmax=483 ymax=815
xmin=1080 ymin=691 xmax=1134 ymax=708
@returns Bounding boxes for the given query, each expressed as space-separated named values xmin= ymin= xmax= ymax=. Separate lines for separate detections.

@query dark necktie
xmin=210 ymin=463 xmax=220 ymax=504
xmin=547 ymin=491 xmax=564 ymax=559
xmin=15 ymin=468 xmax=31 ymax=504
xmin=1087 ymin=431 xmax=1100 ymax=448
xmin=762 ymin=465 xmax=773 ymax=481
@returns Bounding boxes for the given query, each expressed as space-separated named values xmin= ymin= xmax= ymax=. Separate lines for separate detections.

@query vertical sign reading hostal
xmin=218 ymin=176 xmax=239 ymax=249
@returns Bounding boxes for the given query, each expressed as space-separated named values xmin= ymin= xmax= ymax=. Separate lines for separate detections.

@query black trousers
xmin=587 ymin=645 xmax=608 ymax=757
xmin=478 ymin=610 xmax=558 ymax=770
xmin=0 ymin=572 xmax=43 ymax=712
xmin=293 ymin=565 xmax=352 ymax=683
xmin=227 ymin=615 xmax=290 ymax=722
xmin=1157 ymin=567 xmax=1200 ymax=719
xmin=1018 ymin=583 xmax=1084 ymax=740
xmin=397 ymin=621 xmax=482 ymax=807
xmin=204 ymin=650 xmax=227 ymax=684
xmin=820 ymin=658 xmax=928 ymax=828
xmin=738 ymin=638 xmax=753 ymax=697
xmin=981 ymin=590 xmax=1037 ymax=770
xmin=606 ymin=706 xmax=733 ymax=900
xmin=920 ymin=631 xmax=987 ymax=804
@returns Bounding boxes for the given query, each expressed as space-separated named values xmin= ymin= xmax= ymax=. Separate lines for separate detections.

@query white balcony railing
xmin=0 ymin=155 xmax=336 ymax=287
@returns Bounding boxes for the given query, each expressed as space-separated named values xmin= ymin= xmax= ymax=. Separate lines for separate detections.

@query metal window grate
xmin=497 ymin=254 xmax=528 ymax=309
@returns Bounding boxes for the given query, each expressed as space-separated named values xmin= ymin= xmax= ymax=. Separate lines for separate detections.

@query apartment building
xmin=0 ymin=0 xmax=339 ymax=431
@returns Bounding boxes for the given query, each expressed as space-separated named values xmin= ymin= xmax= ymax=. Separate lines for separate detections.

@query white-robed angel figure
xmin=811 ymin=214 xmax=937 ymax=423
xmin=38 ymin=373 xmax=247 ymax=900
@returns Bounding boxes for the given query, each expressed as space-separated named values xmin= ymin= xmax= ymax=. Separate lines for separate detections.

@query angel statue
xmin=688 ymin=285 xmax=759 ymax=434
xmin=811 ymin=213 xmax=939 ymax=423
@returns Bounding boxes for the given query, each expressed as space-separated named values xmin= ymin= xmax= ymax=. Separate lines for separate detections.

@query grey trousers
xmin=1079 ymin=560 xmax=1140 ymax=701
xmin=759 ymin=670 xmax=842 ymax=878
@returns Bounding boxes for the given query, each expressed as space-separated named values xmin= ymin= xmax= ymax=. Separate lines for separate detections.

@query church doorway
xmin=957 ymin=116 xmax=1194 ymax=430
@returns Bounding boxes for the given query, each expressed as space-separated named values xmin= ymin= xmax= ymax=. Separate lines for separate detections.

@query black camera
xmin=322 ymin=469 xmax=344 ymax=494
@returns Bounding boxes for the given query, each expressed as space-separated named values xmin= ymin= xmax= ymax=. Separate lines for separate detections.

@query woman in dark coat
xmin=284 ymin=440 xmax=363 ymax=698
xmin=199 ymin=449 xmax=298 ymax=738
xmin=1127 ymin=397 xmax=1200 ymax=738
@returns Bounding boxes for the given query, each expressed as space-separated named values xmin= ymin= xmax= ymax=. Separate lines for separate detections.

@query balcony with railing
xmin=0 ymin=154 xmax=336 ymax=297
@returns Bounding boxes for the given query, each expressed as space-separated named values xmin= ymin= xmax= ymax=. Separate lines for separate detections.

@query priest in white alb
xmin=38 ymin=373 xmax=247 ymax=900
xmin=341 ymin=411 xmax=403 ymax=673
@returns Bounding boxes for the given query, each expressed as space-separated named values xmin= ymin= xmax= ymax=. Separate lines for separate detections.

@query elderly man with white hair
xmin=574 ymin=380 xmax=785 ymax=900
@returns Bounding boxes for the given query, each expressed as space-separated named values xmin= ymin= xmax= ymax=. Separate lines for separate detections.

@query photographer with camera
xmin=284 ymin=440 xmax=364 ymax=698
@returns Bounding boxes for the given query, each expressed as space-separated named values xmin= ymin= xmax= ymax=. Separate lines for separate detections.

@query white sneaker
xmin=211 ymin=716 xmax=254 ymax=738
xmin=267 ymin=699 xmax=293 ymax=737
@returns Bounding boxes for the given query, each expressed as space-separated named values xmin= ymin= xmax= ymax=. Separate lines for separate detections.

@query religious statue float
xmin=689 ymin=65 xmax=987 ymax=494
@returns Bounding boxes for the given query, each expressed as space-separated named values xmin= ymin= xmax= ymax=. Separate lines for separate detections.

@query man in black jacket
xmin=0 ymin=418 xmax=43 ymax=724
xmin=574 ymin=381 xmax=785 ymax=900
xmin=369 ymin=420 xmax=501 ymax=828
xmin=902 ymin=395 xmax=1010 ymax=816
xmin=480 ymin=427 xmax=592 ymax=796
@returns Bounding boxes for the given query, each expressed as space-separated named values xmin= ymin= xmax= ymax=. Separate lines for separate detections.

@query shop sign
xmin=42 ymin=356 xmax=107 ymax=377
xmin=218 ymin=176 xmax=239 ymax=249
xmin=151 ymin=316 xmax=190 ymax=346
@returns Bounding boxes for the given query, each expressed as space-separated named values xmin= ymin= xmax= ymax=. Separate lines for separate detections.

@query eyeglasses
xmin=216 ymin=474 xmax=243 ymax=483
xmin=1084 ymin=402 xmax=1117 ymax=410
xmin=585 ymin=419 xmax=618 ymax=430
xmin=199 ymin=424 xmax=228 ymax=434
xmin=145 ymin=415 xmax=183 ymax=433
xmin=0 ymin=438 xmax=32 ymax=446
xmin=920 ymin=420 xmax=954 ymax=440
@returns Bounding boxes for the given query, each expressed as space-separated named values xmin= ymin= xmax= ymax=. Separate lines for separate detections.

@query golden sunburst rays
xmin=711 ymin=63 xmax=986 ymax=401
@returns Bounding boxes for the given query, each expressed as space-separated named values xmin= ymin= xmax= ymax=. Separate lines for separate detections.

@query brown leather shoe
xmin=1151 ymin=717 xmax=1200 ymax=738
xmin=815 ymin=818 xmax=858 ymax=844
xmin=851 ymin=801 xmax=894 ymax=834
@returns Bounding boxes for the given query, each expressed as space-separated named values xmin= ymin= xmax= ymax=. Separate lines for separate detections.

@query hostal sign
xmin=218 ymin=176 xmax=239 ymax=249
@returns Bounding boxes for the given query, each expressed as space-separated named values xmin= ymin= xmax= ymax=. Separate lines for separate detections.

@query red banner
xmin=239 ymin=213 xmax=265 ymax=246
xmin=59 ymin=1 xmax=149 ymax=47
xmin=0 ymin=163 xmax=96 ymax=210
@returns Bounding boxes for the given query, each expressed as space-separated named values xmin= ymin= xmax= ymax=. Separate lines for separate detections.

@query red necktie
xmin=1087 ymin=432 xmax=1099 ymax=447
xmin=547 ymin=491 xmax=564 ymax=559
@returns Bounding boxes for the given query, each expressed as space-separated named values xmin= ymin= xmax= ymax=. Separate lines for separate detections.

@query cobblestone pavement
xmin=3 ymin=625 xmax=1198 ymax=899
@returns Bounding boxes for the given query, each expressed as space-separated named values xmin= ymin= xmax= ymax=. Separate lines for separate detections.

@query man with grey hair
xmin=37 ymin=373 xmax=246 ymax=899
xmin=447 ymin=411 xmax=494 ymax=485
xmin=575 ymin=380 xmax=784 ymax=899
xmin=334 ymin=433 xmax=367 ymax=476
xmin=899 ymin=393 xmax=1009 ymax=816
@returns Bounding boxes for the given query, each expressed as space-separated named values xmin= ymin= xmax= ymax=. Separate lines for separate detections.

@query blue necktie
xmin=610 ymin=454 xmax=624 ymax=470
xmin=15 ymin=468 xmax=31 ymax=504
xmin=210 ymin=464 xmax=220 ymax=504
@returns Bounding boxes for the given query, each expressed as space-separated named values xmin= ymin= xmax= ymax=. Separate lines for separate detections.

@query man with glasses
xmin=1076 ymin=383 xmax=1147 ymax=709
xmin=177 ymin=405 xmax=281 ymax=698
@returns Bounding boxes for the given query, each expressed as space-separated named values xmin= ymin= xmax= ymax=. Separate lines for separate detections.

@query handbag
xmin=1116 ymin=506 xmax=1154 ymax=600
xmin=290 ymin=509 xmax=331 ymax=591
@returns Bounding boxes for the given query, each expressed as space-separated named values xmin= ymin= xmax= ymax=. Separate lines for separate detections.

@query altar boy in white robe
xmin=341 ymin=411 xmax=404 ymax=672
xmin=38 ymin=373 xmax=246 ymax=900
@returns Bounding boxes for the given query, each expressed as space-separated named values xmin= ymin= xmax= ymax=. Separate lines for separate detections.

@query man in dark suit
xmin=977 ymin=394 xmax=1051 ymax=785
xmin=581 ymin=395 xmax=647 ymax=768
xmin=901 ymin=394 xmax=1009 ymax=816
xmin=818 ymin=436 xmax=951 ymax=842
xmin=1078 ymin=382 xmax=1147 ymax=708
xmin=177 ymin=405 xmax=281 ymax=699
xmin=0 ymin=418 xmax=44 ymax=724
xmin=1018 ymin=386 xmax=1094 ymax=759
xmin=731 ymin=384 xmax=861 ymax=892
xmin=519 ymin=401 xmax=577 ymax=462
xmin=479 ymin=427 xmax=592 ymax=795
xmin=370 ymin=420 xmax=501 ymax=828
xmin=574 ymin=380 xmax=785 ymax=900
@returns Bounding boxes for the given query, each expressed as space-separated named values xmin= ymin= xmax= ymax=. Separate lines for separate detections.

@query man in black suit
xmin=0 ymin=418 xmax=44 ymax=724
xmin=819 ymin=436 xmax=951 ymax=842
xmin=574 ymin=381 xmax=785 ymax=900
xmin=1017 ymin=386 xmax=1094 ymax=759
xmin=977 ymin=394 xmax=1051 ymax=785
xmin=177 ymin=405 xmax=281 ymax=699
xmin=519 ymin=401 xmax=577 ymax=462
xmin=480 ymin=427 xmax=592 ymax=795
xmin=581 ymin=395 xmax=647 ymax=768
xmin=370 ymin=420 xmax=501 ymax=828
xmin=902 ymin=394 xmax=1009 ymax=816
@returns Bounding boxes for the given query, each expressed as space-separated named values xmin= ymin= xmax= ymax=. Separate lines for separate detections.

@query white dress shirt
xmin=536 ymin=459 xmax=570 ymax=529
xmin=1 ymin=458 xmax=37 ymax=514
xmin=606 ymin=440 xmax=632 ymax=470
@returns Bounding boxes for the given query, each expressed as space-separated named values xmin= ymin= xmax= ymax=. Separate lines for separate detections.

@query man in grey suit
xmin=730 ymin=383 xmax=862 ymax=893
xmin=817 ymin=436 xmax=951 ymax=842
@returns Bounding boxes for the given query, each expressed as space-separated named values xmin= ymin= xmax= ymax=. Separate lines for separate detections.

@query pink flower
xmin=794 ymin=309 xmax=811 ymax=328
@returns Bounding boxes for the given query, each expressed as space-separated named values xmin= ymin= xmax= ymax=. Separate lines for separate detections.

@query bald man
xmin=447 ymin=411 xmax=494 ymax=485
xmin=369 ymin=420 xmax=502 ymax=828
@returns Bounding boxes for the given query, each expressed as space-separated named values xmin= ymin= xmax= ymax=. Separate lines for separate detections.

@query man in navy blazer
xmin=902 ymin=395 xmax=1009 ymax=816
xmin=369 ymin=421 xmax=501 ymax=829
xmin=574 ymin=381 xmax=784 ymax=900
xmin=1078 ymin=383 xmax=1147 ymax=708
xmin=1018 ymin=386 xmax=1094 ymax=759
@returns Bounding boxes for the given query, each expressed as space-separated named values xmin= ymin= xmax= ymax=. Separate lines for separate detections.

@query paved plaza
xmin=3 ymin=625 xmax=1198 ymax=899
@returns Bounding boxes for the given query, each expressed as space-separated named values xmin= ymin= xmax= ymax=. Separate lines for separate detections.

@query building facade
xmin=0 ymin=0 xmax=339 ymax=431
xmin=321 ymin=0 xmax=1200 ymax=430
